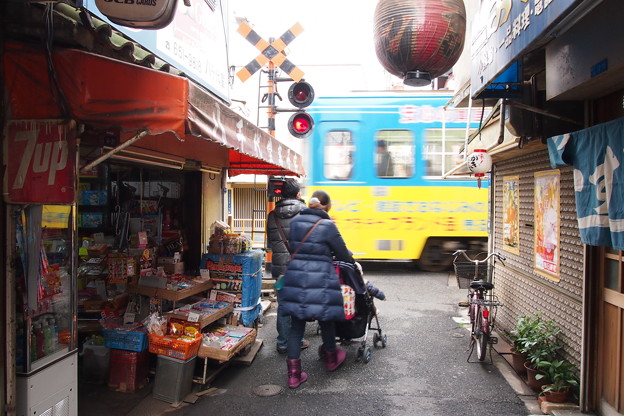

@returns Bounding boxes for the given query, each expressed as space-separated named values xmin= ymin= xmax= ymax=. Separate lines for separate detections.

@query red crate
xmin=108 ymin=349 xmax=150 ymax=393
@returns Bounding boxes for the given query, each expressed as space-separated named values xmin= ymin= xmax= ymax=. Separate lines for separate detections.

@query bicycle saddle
xmin=470 ymin=280 xmax=494 ymax=290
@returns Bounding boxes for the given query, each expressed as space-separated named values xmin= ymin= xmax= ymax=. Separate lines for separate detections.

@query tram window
xmin=375 ymin=130 xmax=413 ymax=178
xmin=324 ymin=130 xmax=354 ymax=180
xmin=423 ymin=129 xmax=465 ymax=177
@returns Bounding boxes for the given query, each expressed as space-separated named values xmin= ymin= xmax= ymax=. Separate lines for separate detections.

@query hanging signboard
xmin=470 ymin=0 xmax=577 ymax=98
xmin=83 ymin=0 xmax=230 ymax=101
xmin=3 ymin=120 xmax=76 ymax=204
xmin=94 ymin=0 xmax=178 ymax=30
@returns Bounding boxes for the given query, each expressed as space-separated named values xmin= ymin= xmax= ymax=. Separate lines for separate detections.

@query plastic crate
xmin=103 ymin=328 xmax=148 ymax=352
xmin=148 ymin=333 xmax=201 ymax=360
xmin=108 ymin=349 xmax=150 ymax=393
xmin=453 ymin=262 xmax=492 ymax=289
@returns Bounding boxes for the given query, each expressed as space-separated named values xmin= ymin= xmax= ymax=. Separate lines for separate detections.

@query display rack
xmin=165 ymin=303 xmax=234 ymax=330
xmin=127 ymin=280 xmax=213 ymax=302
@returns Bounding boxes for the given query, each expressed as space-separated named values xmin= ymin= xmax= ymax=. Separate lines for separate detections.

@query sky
xmin=227 ymin=0 xmax=394 ymax=120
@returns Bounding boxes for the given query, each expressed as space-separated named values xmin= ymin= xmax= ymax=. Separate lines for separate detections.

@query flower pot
xmin=511 ymin=350 xmax=527 ymax=375
xmin=541 ymin=385 xmax=569 ymax=403
xmin=524 ymin=361 xmax=548 ymax=391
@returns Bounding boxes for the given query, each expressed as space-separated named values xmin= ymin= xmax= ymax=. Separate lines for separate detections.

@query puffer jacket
xmin=266 ymin=198 xmax=306 ymax=278
xmin=279 ymin=208 xmax=354 ymax=322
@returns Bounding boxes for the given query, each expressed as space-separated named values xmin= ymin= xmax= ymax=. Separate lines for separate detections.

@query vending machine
xmin=6 ymin=121 xmax=78 ymax=416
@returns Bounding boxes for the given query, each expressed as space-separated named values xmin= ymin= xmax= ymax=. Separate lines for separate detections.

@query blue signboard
xmin=470 ymin=0 xmax=578 ymax=98
xmin=81 ymin=0 xmax=230 ymax=102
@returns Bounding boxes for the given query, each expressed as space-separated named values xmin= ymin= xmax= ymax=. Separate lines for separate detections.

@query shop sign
xmin=470 ymin=0 xmax=577 ymax=98
xmin=4 ymin=120 xmax=76 ymax=204
xmin=83 ymin=0 xmax=230 ymax=101
xmin=94 ymin=0 xmax=178 ymax=30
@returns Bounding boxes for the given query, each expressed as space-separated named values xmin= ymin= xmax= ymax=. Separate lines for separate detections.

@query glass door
xmin=15 ymin=204 xmax=77 ymax=374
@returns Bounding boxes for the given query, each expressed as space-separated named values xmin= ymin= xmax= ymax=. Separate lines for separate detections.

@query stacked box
xmin=82 ymin=343 xmax=110 ymax=384
xmin=108 ymin=349 xmax=150 ymax=393
xmin=200 ymin=250 xmax=263 ymax=326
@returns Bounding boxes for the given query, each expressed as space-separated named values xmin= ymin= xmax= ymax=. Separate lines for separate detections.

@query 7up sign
xmin=4 ymin=120 xmax=75 ymax=204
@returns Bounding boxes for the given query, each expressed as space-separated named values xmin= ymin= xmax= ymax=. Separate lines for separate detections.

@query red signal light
xmin=288 ymin=113 xmax=314 ymax=138
xmin=288 ymin=81 xmax=315 ymax=108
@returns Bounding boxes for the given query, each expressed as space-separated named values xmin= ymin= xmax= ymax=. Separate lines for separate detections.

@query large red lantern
xmin=374 ymin=0 xmax=466 ymax=87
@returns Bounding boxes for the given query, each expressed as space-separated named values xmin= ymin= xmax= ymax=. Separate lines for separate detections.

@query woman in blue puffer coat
xmin=279 ymin=190 xmax=355 ymax=389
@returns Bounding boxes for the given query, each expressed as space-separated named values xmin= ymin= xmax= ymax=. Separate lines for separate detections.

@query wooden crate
xmin=198 ymin=328 xmax=257 ymax=362
xmin=165 ymin=302 xmax=234 ymax=330
xmin=128 ymin=279 xmax=213 ymax=301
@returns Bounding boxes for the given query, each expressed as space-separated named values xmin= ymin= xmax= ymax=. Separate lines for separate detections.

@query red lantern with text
xmin=467 ymin=149 xmax=492 ymax=189
xmin=373 ymin=0 xmax=466 ymax=87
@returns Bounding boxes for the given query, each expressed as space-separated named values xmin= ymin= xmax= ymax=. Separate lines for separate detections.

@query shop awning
xmin=3 ymin=42 xmax=304 ymax=177
xmin=186 ymin=82 xmax=303 ymax=177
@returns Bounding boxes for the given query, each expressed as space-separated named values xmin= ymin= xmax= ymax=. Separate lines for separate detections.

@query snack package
xmin=168 ymin=318 xmax=186 ymax=336
xmin=184 ymin=322 xmax=200 ymax=338
xmin=142 ymin=312 xmax=167 ymax=336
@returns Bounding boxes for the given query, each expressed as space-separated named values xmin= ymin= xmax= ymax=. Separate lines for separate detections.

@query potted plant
xmin=508 ymin=314 xmax=536 ymax=375
xmin=521 ymin=314 xmax=561 ymax=391
xmin=535 ymin=359 xmax=579 ymax=403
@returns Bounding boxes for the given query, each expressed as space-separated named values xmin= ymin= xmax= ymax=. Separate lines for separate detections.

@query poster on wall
xmin=534 ymin=170 xmax=560 ymax=281
xmin=503 ymin=176 xmax=520 ymax=254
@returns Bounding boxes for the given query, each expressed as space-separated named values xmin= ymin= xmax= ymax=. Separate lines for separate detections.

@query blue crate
xmin=103 ymin=328 xmax=148 ymax=352
xmin=200 ymin=249 xmax=263 ymax=326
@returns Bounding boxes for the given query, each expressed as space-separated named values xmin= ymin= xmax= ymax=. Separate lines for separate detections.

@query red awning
xmin=3 ymin=42 xmax=303 ymax=177
xmin=186 ymin=82 xmax=303 ymax=177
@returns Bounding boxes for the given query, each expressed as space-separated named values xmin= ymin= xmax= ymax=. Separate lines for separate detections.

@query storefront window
xmin=375 ymin=130 xmax=413 ymax=178
xmin=423 ymin=129 xmax=465 ymax=177
xmin=324 ymin=130 xmax=354 ymax=180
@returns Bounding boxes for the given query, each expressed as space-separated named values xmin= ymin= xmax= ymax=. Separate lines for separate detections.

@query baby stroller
xmin=318 ymin=261 xmax=387 ymax=363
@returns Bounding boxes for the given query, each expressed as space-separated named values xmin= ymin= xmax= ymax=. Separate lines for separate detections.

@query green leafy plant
xmin=509 ymin=312 xmax=561 ymax=366
xmin=535 ymin=359 xmax=579 ymax=393
xmin=508 ymin=314 xmax=535 ymax=353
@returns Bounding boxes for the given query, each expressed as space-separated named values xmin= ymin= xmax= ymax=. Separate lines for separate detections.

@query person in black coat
xmin=265 ymin=178 xmax=309 ymax=353
xmin=279 ymin=190 xmax=355 ymax=389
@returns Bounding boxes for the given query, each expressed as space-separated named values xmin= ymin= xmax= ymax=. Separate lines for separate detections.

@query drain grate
xmin=252 ymin=384 xmax=284 ymax=397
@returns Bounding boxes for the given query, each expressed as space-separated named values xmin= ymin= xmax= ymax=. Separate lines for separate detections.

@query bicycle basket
xmin=453 ymin=262 xmax=492 ymax=289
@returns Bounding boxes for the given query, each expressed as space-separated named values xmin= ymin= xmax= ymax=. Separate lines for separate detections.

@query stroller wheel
xmin=373 ymin=332 xmax=380 ymax=348
xmin=355 ymin=346 xmax=364 ymax=362
xmin=381 ymin=334 xmax=387 ymax=348
xmin=363 ymin=346 xmax=372 ymax=363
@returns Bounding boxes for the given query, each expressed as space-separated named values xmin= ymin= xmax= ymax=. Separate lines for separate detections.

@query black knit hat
xmin=282 ymin=178 xmax=300 ymax=198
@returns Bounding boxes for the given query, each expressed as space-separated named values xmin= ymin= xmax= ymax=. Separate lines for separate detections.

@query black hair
xmin=281 ymin=178 xmax=300 ymax=198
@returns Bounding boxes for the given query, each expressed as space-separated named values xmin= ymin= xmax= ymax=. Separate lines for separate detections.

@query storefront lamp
xmin=467 ymin=148 xmax=491 ymax=189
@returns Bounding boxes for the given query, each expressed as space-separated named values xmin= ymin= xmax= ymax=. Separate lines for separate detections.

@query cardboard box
xmin=158 ymin=257 xmax=184 ymax=274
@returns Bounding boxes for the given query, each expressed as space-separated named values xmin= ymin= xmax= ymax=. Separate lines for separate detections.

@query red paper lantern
xmin=373 ymin=0 xmax=466 ymax=87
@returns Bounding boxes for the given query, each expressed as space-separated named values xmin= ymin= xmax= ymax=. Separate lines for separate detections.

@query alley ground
xmin=80 ymin=262 xmax=544 ymax=416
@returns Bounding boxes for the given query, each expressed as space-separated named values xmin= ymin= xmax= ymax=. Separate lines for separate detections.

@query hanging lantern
xmin=373 ymin=0 xmax=466 ymax=87
xmin=467 ymin=149 xmax=492 ymax=188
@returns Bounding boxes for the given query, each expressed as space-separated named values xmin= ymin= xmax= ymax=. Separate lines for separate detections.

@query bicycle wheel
xmin=474 ymin=307 xmax=490 ymax=361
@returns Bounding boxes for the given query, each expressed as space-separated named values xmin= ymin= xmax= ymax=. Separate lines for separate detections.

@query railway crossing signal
xmin=236 ymin=21 xmax=305 ymax=83
xmin=236 ymin=21 xmax=314 ymax=138
xmin=287 ymin=81 xmax=314 ymax=138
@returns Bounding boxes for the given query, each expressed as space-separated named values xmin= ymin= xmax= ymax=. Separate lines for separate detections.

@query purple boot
xmin=323 ymin=346 xmax=346 ymax=371
xmin=286 ymin=359 xmax=308 ymax=389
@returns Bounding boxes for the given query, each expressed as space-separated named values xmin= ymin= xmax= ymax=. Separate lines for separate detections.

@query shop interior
xmin=15 ymin=155 xmax=264 ymax=410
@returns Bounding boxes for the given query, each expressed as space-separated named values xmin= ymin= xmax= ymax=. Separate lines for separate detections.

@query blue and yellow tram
xmin=306 ymin=92 xmax=488 ymax=271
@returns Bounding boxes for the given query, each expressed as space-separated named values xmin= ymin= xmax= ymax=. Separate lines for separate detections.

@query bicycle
xmin=453 ymin=250 xmax=505 ymax=362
